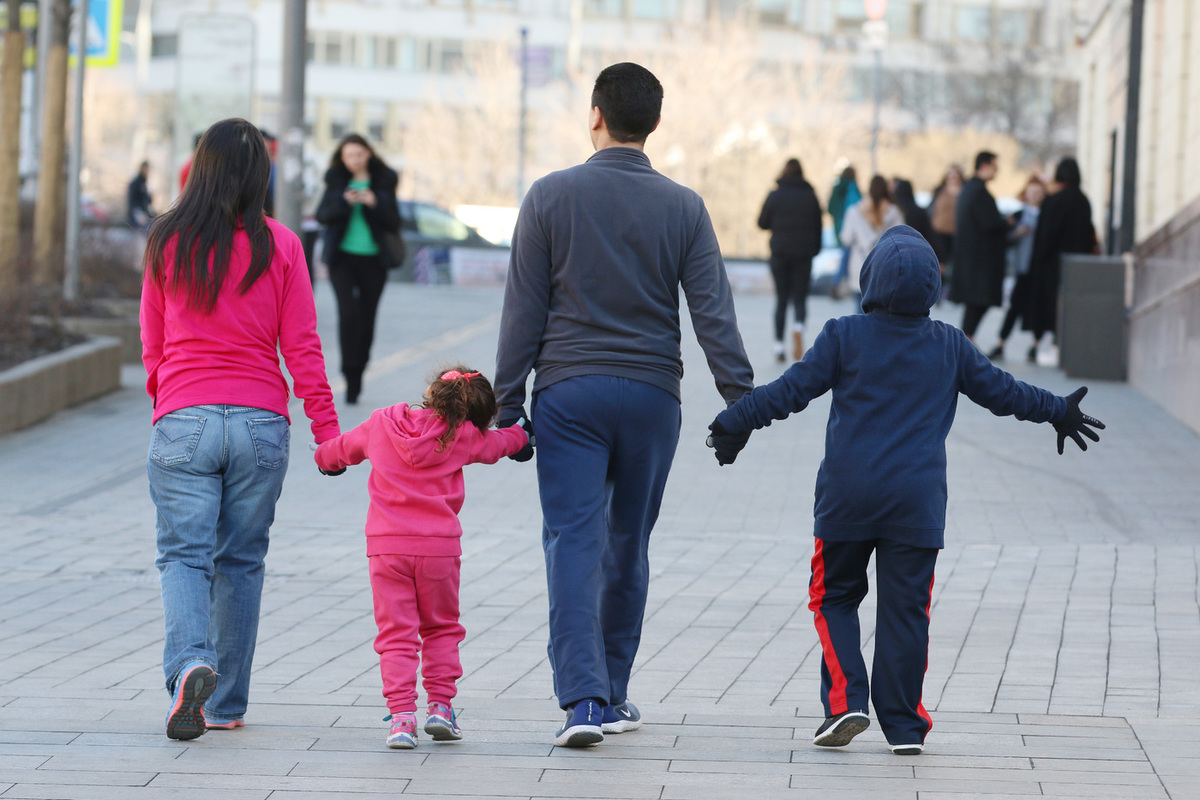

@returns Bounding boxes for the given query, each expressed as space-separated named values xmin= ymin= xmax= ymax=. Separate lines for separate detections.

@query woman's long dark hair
xmin=145 ymin=118 xmax=275 ymax=312
xmin=328 ymin=132 xmax=390 ymax=174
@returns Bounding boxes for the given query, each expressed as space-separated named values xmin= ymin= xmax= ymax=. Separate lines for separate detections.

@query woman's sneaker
xmin=554 ymin=699 xmax=604 ymax=747
xmin=165 ymin=662 xmax=216 ymax=741
xmin=812 ymin=709 xmax=870 ymax=747
xmin=385 ymin=712 xmax=418 ymax=750
xmin=601 ymin=701 xmax=642 ymax=733
xmin=424 ymin=702 xmax=462 ymax=741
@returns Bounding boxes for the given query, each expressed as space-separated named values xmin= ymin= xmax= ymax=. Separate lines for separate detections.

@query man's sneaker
xmin=386 ymin=712 xmax=418 ymax=749
xmin=165 ymin=662 xmax=216 ymax=741
xmin=205 ymin=718 xmax=244 ymax=730
xmin=812 ymin=709 xmax=870 ymax=747
xmin=424 ymin=702 xmax=462 ymax=741
xmin=891 ymin=742 xmax=924 ymax=756
xmin=601 ymin=701 xmax=642 ymax=734
xmin=554 ymin=699 xmax=604 ymax=747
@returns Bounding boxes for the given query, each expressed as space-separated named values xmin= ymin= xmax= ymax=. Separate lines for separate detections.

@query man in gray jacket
xmin=493 ymin=62 xmax=754 ymax=747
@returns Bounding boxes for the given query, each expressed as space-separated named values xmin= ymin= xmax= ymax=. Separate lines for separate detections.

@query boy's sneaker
xmin=165 ymin=662 xmax=216 ymax=741
xmin=386 ymin=712 xmax=418 ymax=750
xmin=424 ymin=702 xmax=462 ymax=741
xmin=601 ymin=701 xmax=642 ymax=734
xmin=891 ymin=742 xmax=924 ymax=756
xmin=554 ymin=699 xmax=604 ymax=747
xmin=812 ymin=709 xmax=870 ymax=747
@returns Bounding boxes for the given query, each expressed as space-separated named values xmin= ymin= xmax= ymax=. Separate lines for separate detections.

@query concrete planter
xmin=62 ymin=300 xmax=142 ymax=364
xmin=0 ymin=336 xmax=122 ymax=437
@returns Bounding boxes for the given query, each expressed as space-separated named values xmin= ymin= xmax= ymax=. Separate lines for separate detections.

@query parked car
xmin=391 ymin=200 xmax=504 ymax=282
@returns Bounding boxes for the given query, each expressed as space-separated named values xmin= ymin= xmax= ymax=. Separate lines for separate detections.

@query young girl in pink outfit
xmin=315 ymin=367 xmax=530 ymax=749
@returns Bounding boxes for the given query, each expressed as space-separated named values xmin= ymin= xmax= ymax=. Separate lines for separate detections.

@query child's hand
xmin=1053 ymin=386 xmax=1106 ymax=454
xmin=310 ymin=441 xmax=347 ymax=475
xmin=500 ymin=414 xmax=535 ymax=462
xmin=707 ymin=416 xmax=751 ymax=466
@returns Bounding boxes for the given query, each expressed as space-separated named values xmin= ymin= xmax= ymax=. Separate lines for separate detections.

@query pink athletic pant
xmin=368 ymin=554 xmax=465 ymax=715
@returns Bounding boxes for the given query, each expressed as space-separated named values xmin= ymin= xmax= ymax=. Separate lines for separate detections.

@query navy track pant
xmin=532 ymin=376 xmax=681 ymax=709
xmin=808 ymin=537 xmax=938 ymax=746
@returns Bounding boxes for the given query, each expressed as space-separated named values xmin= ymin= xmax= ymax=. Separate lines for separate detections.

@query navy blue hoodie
xmin=718 ymin=225 xmax=1067 ymax=548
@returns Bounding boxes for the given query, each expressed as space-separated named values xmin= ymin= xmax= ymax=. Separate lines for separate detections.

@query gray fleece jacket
xmin=493 ymin=147 xmax=754 ymax=419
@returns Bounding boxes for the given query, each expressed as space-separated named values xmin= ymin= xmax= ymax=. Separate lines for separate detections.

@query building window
xmin=886 ymin=1 xmax=923 ymax=39
xmin=151 ymin=33 xmax=177 ymax=57
xmin=835 ymin=0 xmax=866 ymax=30
xmin=438 ymin=39 xmax=465 ymax=73
xmin=998 ymin=10 xmax=1031 ymax=45
xmin=756 ymin=0 xmax=801 ymax=28
xmin=584 ymin=0 xmax=623 ymax=16
xmin=633 ymin=0 xmax=677 ymax=20
xmin=956 ymin=5 xmax=990 ymax=41
xmin=474 ymin=0 xmax=517 ymax=9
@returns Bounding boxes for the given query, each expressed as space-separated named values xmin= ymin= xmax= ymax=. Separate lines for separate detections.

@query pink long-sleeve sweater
xmin=315 ymin=403 xmax=528 ymax=556
xmin=140 ymin=218 xmax=340 ymax=443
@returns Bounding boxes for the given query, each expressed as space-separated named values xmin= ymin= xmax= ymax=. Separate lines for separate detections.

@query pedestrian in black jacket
xmin=758 ymin=158 xmax=824 ymax=361
xmin=949 ymin=151 xmax=1011 ymax=341
xmin=315 ymin=133 xmax=401 ymax=405
xmin=1024 ymin=157 xmax=1096 ymax=361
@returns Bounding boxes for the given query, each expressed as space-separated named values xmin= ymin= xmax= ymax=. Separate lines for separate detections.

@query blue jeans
xmin=533 ymin=376 xmax=681 ymax=709
xmin=148 ymin=405 xmax=290 ymax=722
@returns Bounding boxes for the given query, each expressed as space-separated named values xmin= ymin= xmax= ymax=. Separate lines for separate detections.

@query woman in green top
xmin=316 ymin=133 xmax=402 ymax=404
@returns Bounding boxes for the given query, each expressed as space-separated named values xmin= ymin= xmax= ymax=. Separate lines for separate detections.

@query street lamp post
xmin=863 ymin=0 xmax=888 ymax=177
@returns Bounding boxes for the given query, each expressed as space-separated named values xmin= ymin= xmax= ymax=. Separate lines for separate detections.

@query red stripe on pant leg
xmin=808 ymin=539 xmax=850 ymax=714
xmin=915 ymin=569 xmax=935 ymax=734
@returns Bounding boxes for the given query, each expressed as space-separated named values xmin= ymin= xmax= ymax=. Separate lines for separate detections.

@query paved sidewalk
xmin=2 ymin=282 xmax=1199 ymax=799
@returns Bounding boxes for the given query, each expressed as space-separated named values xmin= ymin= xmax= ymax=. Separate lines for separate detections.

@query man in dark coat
xmin=758 ymin=157 xmax=824 ymax=361
xmin=1024 ymin=157 xmax=1096 ymax=358
xmin=949 ymin=151 xmax=1011 ymax=340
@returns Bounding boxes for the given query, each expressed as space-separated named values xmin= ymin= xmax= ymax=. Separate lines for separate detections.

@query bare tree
xmin=0 ymin=0 xmax=23 ymax=293
xmin=32 ymin=0 xmax=69 ymax=288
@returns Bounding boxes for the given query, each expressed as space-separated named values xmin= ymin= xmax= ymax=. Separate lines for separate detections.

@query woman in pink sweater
xmin=141 ymin=119 xmax=341 ymax=741
xmin=315 ymin=367 xmax=530 ymax=749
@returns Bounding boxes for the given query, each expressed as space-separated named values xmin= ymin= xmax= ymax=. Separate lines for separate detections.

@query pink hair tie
xmin=440 ymin=370 xmax=481 ymax=382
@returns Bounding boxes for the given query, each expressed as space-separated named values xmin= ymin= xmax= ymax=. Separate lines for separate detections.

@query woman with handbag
xmin=316 ymin=133 xmax=402 ymax=405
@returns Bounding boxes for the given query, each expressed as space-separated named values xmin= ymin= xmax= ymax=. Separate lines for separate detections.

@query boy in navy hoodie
xmin=707 ymin=226 xmax=1103 ymax=755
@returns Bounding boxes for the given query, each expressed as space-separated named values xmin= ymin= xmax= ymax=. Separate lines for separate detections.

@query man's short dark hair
xmin=591 ymin=63 xmax=663 ymax=144
xmin=974 ymin=151 xmax=997 ymax=171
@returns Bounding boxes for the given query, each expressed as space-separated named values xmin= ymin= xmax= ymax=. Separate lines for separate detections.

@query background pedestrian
xmin=827 ymin=163 xmax=861 ymax=299
xmin=757 ymin=157 xmax=823 ymax=361
xmin=927 ymin=165 xmax=963 ymax=279
xmin=316 ymin=133 xmax=402 ymax=405
xmin=988 ymin=175 xmax=1045 ymax=360
xmin=127 ymin=160 xmax=154 ymax=231
xmin=949 ymin=152 xmax=1011 ymax=341
xmin=840 ymin=174 xmax=904 ymax=311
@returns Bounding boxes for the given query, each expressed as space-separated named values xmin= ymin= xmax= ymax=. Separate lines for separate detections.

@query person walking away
xmin=949 ymin=152 xmax=1011 ymax=342
xmin=839 ymin=175 xmax=903 ymax=311
xmin=316 ymin=133 xmax=402 ymax=405
xmin=493 ymin=62 xmax=754 ymax=748
xmin=140 ymin=119 xmax=341 ymax=740
xmin=1024 ymin=157 xmax=1096 ymax=363
xmin=706 ymin=225 xmax=1105 ymax=756
xmin=758 ymin=157 xmax=823 ymax=361
xmin=988 ymin=176 xmax=1045 ymax=360
xmin=127 ymin=161 xmax=154 ymax=231
xmin=827 ymin=164 xmax=861 ymax=298
xmin=891 ymin=178 xmax=935 ymax=248
xmin=928 ymin=165 xmax=963 ymax=279
xmin=315 ymin=368 xmax=529 ymax=749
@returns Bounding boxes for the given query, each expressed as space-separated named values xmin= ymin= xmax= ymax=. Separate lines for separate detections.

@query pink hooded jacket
xmin=315 ymin=403 xmax=528 ymax=556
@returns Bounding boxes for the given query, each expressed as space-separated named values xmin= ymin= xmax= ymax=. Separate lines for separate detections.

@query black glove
xmin=707 ymin=416 xmax=751 ymax=466
xmin=318 ymin=466 xmax=346 ymax=476
xmin=1053 ymin=386 xmax=1105 ymax=454
xmin=500 ymin=415 xmax=535 ymax=463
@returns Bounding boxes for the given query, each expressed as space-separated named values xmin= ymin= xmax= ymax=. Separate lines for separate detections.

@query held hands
xmin=1053 ymin=386 xmax=1106 ymax=454
xmin=309 ymin=442 xmax=346 ymax=476
xmin=500 ymin=415 xmax=535 ymax=463
xmin=706 ymin=416 xmax=751 ymax=466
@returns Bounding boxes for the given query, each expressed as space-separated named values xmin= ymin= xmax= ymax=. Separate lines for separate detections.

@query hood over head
xmin=859 ymin=225 xmax=942 ymax=316
xmin=380 ymin=404 xmax=459 ymax=468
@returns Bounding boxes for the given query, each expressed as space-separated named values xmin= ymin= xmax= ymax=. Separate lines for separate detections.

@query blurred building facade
xmin=133 ymin=0 xmax=1088 ymax=176
xmin=1077 ymin=0 xmax=1200 ymax=434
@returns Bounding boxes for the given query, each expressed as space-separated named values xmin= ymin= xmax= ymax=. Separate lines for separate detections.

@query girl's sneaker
xmin=385 ymin=712 xmax=417 ymax=749
xmin=424 ymin=702 xmax=462 ymax=741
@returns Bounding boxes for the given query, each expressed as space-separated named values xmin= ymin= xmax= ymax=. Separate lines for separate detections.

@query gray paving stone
xmin=2 ymin=286 xmax=1199 ymax=799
